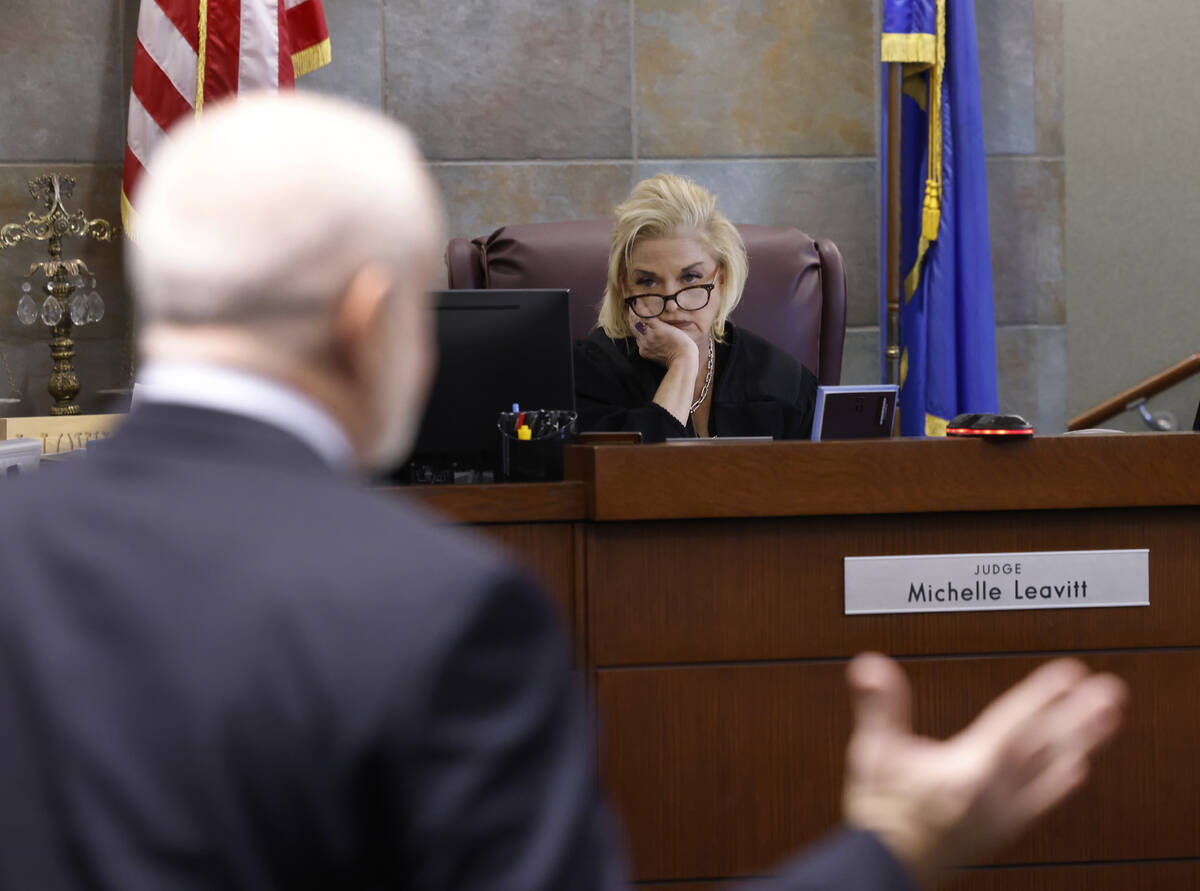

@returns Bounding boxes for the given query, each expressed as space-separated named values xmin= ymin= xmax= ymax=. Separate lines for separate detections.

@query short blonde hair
xmin=597 ymin=173 xmax=748 ymax=341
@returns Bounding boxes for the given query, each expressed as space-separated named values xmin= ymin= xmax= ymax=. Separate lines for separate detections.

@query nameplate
xmin=0 ymin=414 xmax=124 ymax=455
xmin=844 ymin=549 xmax=1149 ymax=615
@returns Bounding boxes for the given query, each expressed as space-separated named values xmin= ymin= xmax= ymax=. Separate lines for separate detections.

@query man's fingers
xmin=1006 ymin=752 xmax=1091 ymax=834
xmin=1025 ymin=672 xmax=1126 ymax=764
xmin=992 ymin=671 xmax=1127 ymax=838
xmin=961 ymin=658 xmax=1089 ymax=747
xmin=1061 ymin=673 xmax=1127 ymax=749
xmin=847 ymin=652 xmax=913 ymax=740
xmin=999 ymin=671 xmax=1126 ymax=786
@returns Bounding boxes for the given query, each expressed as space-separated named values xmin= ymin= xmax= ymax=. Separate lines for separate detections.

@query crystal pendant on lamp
xmin=16 ymin=280 xmax=37 ymax=325
xmin=69 ymin=291 xmax=88 ymax=325
xmin=86 ymin=290 xmax=104 ymax=323
xmin=41 ymin=295 xmax=63 ymax=326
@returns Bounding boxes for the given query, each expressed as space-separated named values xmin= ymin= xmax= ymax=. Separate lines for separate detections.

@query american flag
xmin=122 ymin=0 xmax=331 ymax=240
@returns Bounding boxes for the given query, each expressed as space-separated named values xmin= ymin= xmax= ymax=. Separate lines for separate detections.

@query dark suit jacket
xmin=0 ymin=403 xmax=912 ymax=891
xmin=574 ymin=323 xmax=819 ymax=443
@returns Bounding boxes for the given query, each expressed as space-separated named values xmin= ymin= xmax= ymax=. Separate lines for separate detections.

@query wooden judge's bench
xmin=406 ymin=434 xmax=1200 ymax=889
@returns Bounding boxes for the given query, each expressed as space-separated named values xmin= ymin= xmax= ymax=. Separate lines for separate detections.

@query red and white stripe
xmin=122 ymin=0 xmax=330 ymax=240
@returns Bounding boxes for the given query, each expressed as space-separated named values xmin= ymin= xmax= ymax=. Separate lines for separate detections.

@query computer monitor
xmin=395 ymin=289 xmax=575 ymax=483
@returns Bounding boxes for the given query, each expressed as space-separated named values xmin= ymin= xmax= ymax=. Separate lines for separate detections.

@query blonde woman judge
xmin=574 ymin=173 xmax=819 ymax=442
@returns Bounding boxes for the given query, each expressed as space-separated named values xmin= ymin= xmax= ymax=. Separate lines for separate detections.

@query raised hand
xmin=841 ymin=653 xmax=1126 ymax=888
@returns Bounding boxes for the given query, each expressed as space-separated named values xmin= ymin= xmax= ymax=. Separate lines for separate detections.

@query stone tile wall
xmin=0 ymin=1 xmax=134 ymax=415
xmin=982 ymin=0 xmax=1066 ymax=433
xmin=312 ymin=0 xmax=1069 ymax=432
xmin=0 ymin=0 xmax=1066 ymax=430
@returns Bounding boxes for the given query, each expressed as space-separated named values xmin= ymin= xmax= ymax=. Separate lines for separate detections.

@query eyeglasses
xmin=623 ymin=282 xmax=715 ymax=319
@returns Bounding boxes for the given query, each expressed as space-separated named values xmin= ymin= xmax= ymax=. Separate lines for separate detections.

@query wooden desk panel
xmin=394 ymin=440 xmax=1200 ymax=888
xmin=599 ymin=652 xmax=1200 ymax=882
xmin=567 ymin=434 xmax=1200 ymax=521
xmin=941 ymin=863 xmax=1200 ymax=891
xmin=402 ymin=484 xmax=584 ymax=632
xmin=477 ymin=523 xmax=577 ymax=628
xmin=637 ymin=862 xmax=1200 ymax=889
xmin=391 ymin=481 xmax=585 ymax=524
xmin=588 ymin=507 xmax=1200 ymax=665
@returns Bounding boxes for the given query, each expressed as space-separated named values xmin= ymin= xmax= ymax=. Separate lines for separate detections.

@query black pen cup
xmin=497 ymin=410 xmax=577 ymax=482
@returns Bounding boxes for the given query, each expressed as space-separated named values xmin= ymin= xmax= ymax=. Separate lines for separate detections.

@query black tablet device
xmin=810 ymin=385 xmax=898 ymax=441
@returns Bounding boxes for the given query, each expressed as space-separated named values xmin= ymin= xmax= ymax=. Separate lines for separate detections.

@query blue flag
xmin=881 ymin=0 xmax=997 ymax=436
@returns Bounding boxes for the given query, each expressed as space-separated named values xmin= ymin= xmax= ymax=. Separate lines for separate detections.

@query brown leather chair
xmin=445 ymin=219 xmax=847 ymax=384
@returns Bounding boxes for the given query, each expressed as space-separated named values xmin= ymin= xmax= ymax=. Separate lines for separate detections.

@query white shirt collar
xmin=132 ymin=361 xmax=356 ymax=472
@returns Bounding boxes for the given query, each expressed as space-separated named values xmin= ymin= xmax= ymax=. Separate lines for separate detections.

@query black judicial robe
xmin=574 ymin=323 xmax=819 ymax=442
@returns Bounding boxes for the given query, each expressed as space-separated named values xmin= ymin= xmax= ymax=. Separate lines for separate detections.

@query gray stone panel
xmin=987 ymin=158 xmax=1064 ymax=326
xmin=432 ymin=162 xmax=633 ymax=247
xmin=123 ymin=0 xmax=138 ymax=121
xmin=0 ymin=0 xmax=127 ymax=163
xmin=636 ymin=0 xmax=875 ymax=158
xmin=996 ymin=324 xmax=1066 ymax=435
xmin=976 ymin=0 xmax=1035 ymax=156
xmin=0 ymin=165 xmax=131 ymax=415
xmin=297 ymin=0 xmax=383 ymax=110
xmin=840 ymin=326 xmax=883 ymax=386
xmin=1065 ymin=0 xmax=1200 ymax=434
xmin=635 ymin=160 xmax=878 ymax=326
xmin=1034 ymin=0 xmax=1064 ymax=155
xmin=384 ymin=0 xmax=632 ymax=160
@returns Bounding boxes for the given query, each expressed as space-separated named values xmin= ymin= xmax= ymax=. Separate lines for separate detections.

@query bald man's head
xmin=129 ymin=93 xmax=445 ymax=470
xmin=130 ymin=92 xmax=442 ymax=339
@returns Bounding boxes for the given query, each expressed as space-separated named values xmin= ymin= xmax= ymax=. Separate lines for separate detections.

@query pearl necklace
xmin=689 ymin=339 xmax=714 ymax=415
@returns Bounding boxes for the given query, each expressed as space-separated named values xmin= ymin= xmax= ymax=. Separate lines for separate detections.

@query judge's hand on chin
xmin=630 ymin=313 xmax=699 ymax=370
xmin=841 ymin=653 xmax=1126 ymax=889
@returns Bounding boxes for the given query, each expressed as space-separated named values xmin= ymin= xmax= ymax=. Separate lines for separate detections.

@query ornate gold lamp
xmin=0 ymin=174 xmax=118 ymax=415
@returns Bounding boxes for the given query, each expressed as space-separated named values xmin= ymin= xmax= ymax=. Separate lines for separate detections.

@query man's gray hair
xmin=129 ymin=91 xmax=441 ymax=341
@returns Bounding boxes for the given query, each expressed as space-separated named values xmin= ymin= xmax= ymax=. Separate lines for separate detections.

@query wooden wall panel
xmin=408 ymin=439 xmax=1200 ymax=889
xmin=474 ymin=523 xmax=576 ymax=628
xmin=598 ymin=652 xmax=1200 ymax=882
xmin=401 ymin=481 xmax=584 ymax=524
xmin=941 ymin=862 xmax=1200 ymax=890
xmin=588 ymin=508 xmax=1200 ymax=665
xmin=636 ymin=862 xmax=1200 ymax=889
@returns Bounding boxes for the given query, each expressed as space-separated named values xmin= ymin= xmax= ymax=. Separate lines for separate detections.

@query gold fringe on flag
xmin=889 ymin=0 xmax=948 ymax=306
xmin=196 ymin=0 xmax=209 ymax=115
xmin=880 ymin=32 xmax=935 ymax=63
xmin=922 ymin=0 xmax=947 ymax=242
xmin=292 ymin=38 xmax=332 ymax=78
xmin=120 ymin=190 xmax=139 ymax=245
